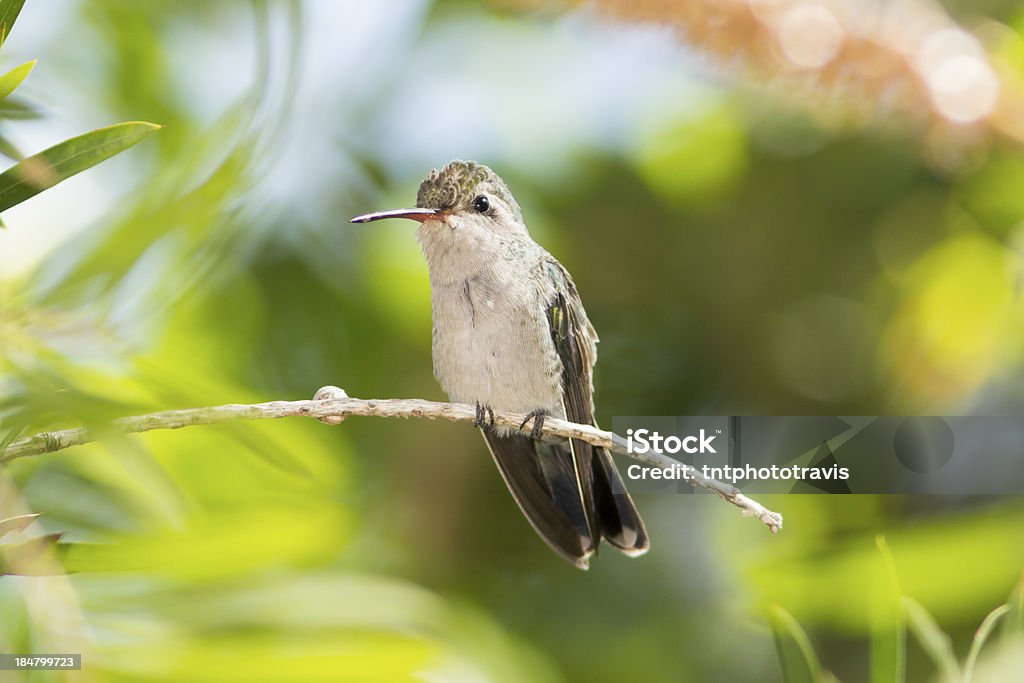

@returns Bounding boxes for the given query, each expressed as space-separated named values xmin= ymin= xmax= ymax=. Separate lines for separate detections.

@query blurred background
xmin=1 ymin=0 xmax=1024 ymax=680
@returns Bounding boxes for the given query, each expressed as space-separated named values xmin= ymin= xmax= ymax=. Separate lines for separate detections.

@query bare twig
xmin=1 ymin=390 xmax=782 ymax=533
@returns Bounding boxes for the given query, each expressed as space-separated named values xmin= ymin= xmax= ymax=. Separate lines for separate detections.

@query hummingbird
xmin=351 ymin=160 xmax=648 ymax=569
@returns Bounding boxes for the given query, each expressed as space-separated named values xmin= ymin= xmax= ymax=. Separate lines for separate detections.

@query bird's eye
xmin=473 ymin=195 xmax=490 ymax=213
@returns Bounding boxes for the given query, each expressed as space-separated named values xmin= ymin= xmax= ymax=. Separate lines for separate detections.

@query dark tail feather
xmin=481 ymin=430 xmax=596 ymax=569
xmin=592 ymin=447 xmax=649 ymax=556
xmin=482 ymin=430 xmax=648 ymax=567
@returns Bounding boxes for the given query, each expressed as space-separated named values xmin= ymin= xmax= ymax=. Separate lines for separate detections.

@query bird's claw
xmin=474 ymin=402 xmax=496 ymax=431
xmin=519 ymin=410 xmax=548 ymax=440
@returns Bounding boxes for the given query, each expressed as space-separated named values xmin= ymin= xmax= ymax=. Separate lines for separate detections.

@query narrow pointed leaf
xmin=872 ymin=536 xmax=906 ymax=683
xmin=0 ymin=131 xmax=21 ymax=162
xmin=0 ymin=513 xmax=40 ymax=538
xmin=0 ymin=59 xmax=33 ymax=100
xmin=1004 ymin=574 xmax=1024 ymax=642
xmin=964 ymin=604 xmax=1010 ymax=682
xmin=0 ymin=96 xmax=40 ymax=120
xmin=0 ymin=419 xmax=26 ymax=451
xmin=902 ymin=597 xmax=962 ymax=682
xmin=0 ymin=0 xmax=25 ymax=49
xmin=0 ymin=532 xmax=64 ymax=576
xmin=0 ymin=95 xmax=39 ymax=120
xmin=770 ymin=605 xmax=822 ymax=683
xmin=0 ymin=121 xmax=160 ymax=214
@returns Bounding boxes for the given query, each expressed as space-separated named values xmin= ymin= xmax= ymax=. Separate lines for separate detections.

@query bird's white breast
xmin=419 ymin=223 xmax=563 ymax=415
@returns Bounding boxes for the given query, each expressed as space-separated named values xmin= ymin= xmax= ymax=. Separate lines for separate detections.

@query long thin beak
xmin=350 ymin=208 xmax=443 ymax=224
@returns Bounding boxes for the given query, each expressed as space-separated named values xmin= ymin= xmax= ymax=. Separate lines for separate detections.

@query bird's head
xmin=351 ymin=160 xmax=528 ymax=237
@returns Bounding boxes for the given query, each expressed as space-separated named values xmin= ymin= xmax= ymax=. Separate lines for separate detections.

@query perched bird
xmin=352 ymin=160 xmax=648 ymax=568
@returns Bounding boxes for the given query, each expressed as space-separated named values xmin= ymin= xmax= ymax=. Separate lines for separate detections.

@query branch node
xmin=313 ymin=386 xmax=349 ymax=425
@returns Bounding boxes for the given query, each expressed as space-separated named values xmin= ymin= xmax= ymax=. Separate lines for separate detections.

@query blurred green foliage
xmin=1 ymin=1 xmax=1024 ymax=682
xmin=0 ymin=0 xmax=158 ymax=219
xmin=770 ymin=540 xmax=1024 ymax=683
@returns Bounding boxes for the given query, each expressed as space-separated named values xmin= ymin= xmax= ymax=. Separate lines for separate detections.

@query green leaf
xmin=0 ymin=95 xmax=38 ymax=120
xmin=0 ymin=513 xmax=39 ymax=538
xmin=1004 ymin=574 xmax=1024 ymax=643
xmin=871 ymin=536 xmax=906 ymax=683
xmin=0 ymin=96 xmax=40 ymax=120
xmin=0 ymin=532 xmax=64 ymax=576
xmin=0 ymin=418 xmax=26 ymax=451
xmin=770 ymin=605 xmax=823 ymax=683
xmin=0 ymin=59 xmax=33 ymax=100
xmin=0 ymin=121 xmax=161 ymax=214
xmin=0 ymin=131 xmax=21 ymax=161
xmin=902 ymin=597 xmax=962 ymax=683
xmin=0 ymin=0 xmax=25 ymax=49
xmin=964 ymin=604 xmax=1010 ymax=682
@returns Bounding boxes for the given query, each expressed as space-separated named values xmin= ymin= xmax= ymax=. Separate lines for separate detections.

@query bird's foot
xmin=519 ymin=409 xmax=549 ymax=440
xmin=474 ymin=402 xmax=496 ymax=431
